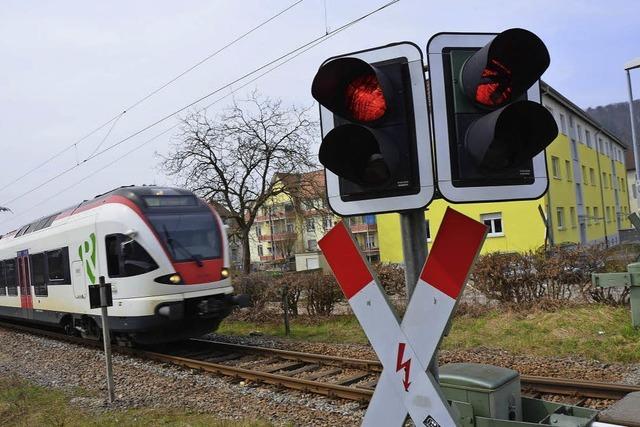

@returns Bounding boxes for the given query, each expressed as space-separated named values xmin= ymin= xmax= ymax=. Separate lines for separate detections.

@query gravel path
xmin=0 ymin=328 xmax=364 ymax=426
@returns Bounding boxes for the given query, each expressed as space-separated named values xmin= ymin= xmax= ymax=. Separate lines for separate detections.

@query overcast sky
xmin=1 ymin=0 xmax=639 ymax=233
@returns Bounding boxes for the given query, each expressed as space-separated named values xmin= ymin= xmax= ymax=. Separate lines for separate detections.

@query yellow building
xmin=249 ymin=171 xmax=380 ymax=270
xmin=378 ymin=83 xmax=632 ymax=263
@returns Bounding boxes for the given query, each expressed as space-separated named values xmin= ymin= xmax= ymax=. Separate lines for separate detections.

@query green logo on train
xmin=78 ymin=233 xmax=97 ymax=284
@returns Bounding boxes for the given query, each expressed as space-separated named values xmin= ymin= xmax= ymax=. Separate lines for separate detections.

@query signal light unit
xmin=311 ymin=43 xmax=434 ymax=216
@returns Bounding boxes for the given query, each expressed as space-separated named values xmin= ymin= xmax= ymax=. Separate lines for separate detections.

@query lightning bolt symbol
xmin=396 ymin=342 xmax=412 ymax=391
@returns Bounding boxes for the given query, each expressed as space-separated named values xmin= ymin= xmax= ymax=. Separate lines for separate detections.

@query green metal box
xmin=440 ymin=363 xmax=522 ymax=421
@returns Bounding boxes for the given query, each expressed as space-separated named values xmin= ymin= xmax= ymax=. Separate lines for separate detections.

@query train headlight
xmin=221 ymin=268 xmax=230 ymax=279
xmin=154 ymin=273 xmax=183 ymax=285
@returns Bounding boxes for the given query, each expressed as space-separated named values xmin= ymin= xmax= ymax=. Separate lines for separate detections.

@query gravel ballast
xmin=0 ymin=328 xmax=364 ymax=426
xmin=2 ymin=327 xmax=639 ymax=426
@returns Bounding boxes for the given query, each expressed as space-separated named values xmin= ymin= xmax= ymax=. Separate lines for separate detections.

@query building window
xmin=571 ymin=140 xmax=578 ymax=160
xmin=576 ymin=183 xmax=583 ymax=204
xmin=556 ymin=207 xmax=565 ymax=230
xmin=559 ymin=114 xmax=567 ymax=134
xmin=286 ymin=222 xmax=294 ymax=233
xmin=551 ymin=156 xmax=561 ymax=179
xmin=307 ymin=239 xmax=318 ymax=251
xmin=577 ymin=124 xmax=582 ymax=143
xmin=582 ymin=166 xmax=588 ymax=185
xmin=256 ymin=226 xmax=262 ymax=237
xmin=602 ymin=172 xmax=608 ymax=188
xmin=481 ymin=213 xmax=503 ymax=237
xmin=621 ymin=177 xmax=626 ymax=192
xmin=589 ymin=168 xmax=595 ymax=186
xmin=364 ymin=234 xmax=376 ymax=249
xmin=305 ymin=219 xmax=315 ymax=232
xmin=585 ymin=130 xmax=592 ymax=148
xmin=570 ymin=207 xmax=577 ymax=228
xmin=586 ymin=207 xmax=591 ymax=225
xmin=257 ymin=245 xmax=263 ymax=257
xmin=284 ymin=203 xmax=294 ymax=212
xmin=606 ymin=206 xmax=611 ymax=223
xmin=323 ymin=216 xmax=333 ymax=230
xmin=565 ymin=161 xmax=572 ymax=181
xmin=594 ymin=207 xmax=600 ymax=224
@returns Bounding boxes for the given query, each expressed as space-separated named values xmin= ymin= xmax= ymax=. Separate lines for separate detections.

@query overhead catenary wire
xmin=0 ymin=0 xmax=400 ymax=228
xmin=0 ymin=0 xmax=306 ymax=195
xmin=0 ymin=21 xmax=350 ymax=229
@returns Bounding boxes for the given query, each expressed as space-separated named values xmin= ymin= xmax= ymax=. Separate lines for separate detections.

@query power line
xmin=0 ymin=0 xmax=400 ymax=224
xmin=0 ymin=0 xmax=305 ymax=194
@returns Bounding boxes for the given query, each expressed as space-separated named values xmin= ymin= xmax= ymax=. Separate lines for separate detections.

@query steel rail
xmin=520 ymin=375 xmax=640 ymax=401
xmin=128 ymin=348 xmax=373 ymax=402
xmin=188 ymin=338 xmax=383 ymax=372
xmin=184 ymin=340 xmax=640 ymax=402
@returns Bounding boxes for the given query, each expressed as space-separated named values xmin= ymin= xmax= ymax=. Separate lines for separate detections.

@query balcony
xmin=258 ymin=232 xmax=298 ymax=242
xmin=259 ymin=254 xmax=286 ymax=262
xmin=255 ymin=210 xmax=296 ymax=223
xmin=350 ymin=223 xmax=377 ymax=233
xmin=362 ymin=246 xmax=380 ymax=255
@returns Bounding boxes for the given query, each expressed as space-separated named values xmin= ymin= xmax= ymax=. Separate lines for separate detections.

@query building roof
xmin=541 ymin=81 xmax=628 ymax=151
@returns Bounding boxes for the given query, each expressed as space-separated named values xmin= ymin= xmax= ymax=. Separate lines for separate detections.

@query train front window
xmin=106 ymin=234 xmax=159 ymax=278
xmin=148 ymin=212 xmax=221 ymax=262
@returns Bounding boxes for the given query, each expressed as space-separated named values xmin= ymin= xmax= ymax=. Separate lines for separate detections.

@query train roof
xmin=0 ymin=185 xmax=201 ymax=241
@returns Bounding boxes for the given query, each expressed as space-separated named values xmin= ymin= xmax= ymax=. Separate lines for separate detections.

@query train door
xmin=17 ymin=250 xmax=33 ymax=319
xmin=71 ymin=261 xmax=87 ymax=299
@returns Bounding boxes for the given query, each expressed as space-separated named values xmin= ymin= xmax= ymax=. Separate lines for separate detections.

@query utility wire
xmin=0 ymin=0 xmax=399 ymax=225
xmin=0 ymin=0 xmax=305 ymax=194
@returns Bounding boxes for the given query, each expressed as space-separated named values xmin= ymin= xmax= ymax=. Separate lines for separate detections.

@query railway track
xmin=1 ymin=320 xmax=638 ymax=406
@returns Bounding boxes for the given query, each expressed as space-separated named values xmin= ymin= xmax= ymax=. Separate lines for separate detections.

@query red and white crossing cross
xmin=364 ymin=208 xmax=487 ymax=426
xmin=319 ymin=207 xmax=487 ymax=427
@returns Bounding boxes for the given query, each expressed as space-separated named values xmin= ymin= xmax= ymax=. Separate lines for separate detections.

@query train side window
xmin=5 ymin=259 xmax=18 ymax=296
xmin=106 ymin=234 xmax=159 ymax=278
xmin=0 ymin=261 xmax=6 ymax=296
xmin=46 ymin=248 xmax=70 ymax=284
xmin=30 ymin=253 xmax=47 ymax=297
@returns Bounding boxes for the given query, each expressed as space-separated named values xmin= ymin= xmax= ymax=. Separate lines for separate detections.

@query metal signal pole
xmin=99 ymin=276 xmax=115 ymax=403
xmin=399 ymin=209 xmax=439 ymax=381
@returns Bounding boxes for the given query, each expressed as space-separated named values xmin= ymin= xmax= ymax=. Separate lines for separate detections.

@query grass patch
xmin=219 ymin=305 xmax=640 ymax=363
xmin=219 ymin=315 xmax=367 ymax=345
xmin=443 ymin=304 xmax=640 ymax=363
xmin=0 ymin=376 xmax=271 ymax=427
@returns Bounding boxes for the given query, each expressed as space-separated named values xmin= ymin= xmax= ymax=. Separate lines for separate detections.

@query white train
xmin=0 ymin=186 xmax=243 ymax=344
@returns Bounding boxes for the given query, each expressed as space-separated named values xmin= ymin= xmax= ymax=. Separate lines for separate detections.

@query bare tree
xmin=161 ymin=91 xmax=318 ymax=273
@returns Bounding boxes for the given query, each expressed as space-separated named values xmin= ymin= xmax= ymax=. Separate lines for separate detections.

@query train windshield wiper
xmin=162 ymin=225 xmax=204 ymax=267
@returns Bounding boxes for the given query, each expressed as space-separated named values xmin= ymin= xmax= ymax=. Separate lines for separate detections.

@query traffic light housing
xmin=311 ymin=43 xmax=433 ymax=216
xmin=428 ymin=28 xmax=558 ymax=203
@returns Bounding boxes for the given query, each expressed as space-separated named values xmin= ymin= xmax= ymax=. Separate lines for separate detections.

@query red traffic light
xmin=462 ymin=28 xmax=550 ymax=109
xmin=345 ymin=75 xmax=387 ymax=122
xmin=476 ymin=59 xmax=512 ymax=107
xmin=311 ymin=57 xmax=391 ymax=122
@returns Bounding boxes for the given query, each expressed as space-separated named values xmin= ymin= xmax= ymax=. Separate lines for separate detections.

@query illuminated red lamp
xmin=345 ymin=74 xmax=387 ymax=122
xmin=475 ymin=59 xmax=513 ymax=107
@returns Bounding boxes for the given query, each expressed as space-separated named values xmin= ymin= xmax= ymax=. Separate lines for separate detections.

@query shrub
xmin=373 ymin=263 xmax=406 ymax=297
xmin=304 ymin=272 xmax=344 ymax=316
xmin=471 ymin=244 xmax=631 ymax=306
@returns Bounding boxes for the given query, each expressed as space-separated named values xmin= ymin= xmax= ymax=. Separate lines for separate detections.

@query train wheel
xmin=62 ymin=318 xmax=77 ymax=336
